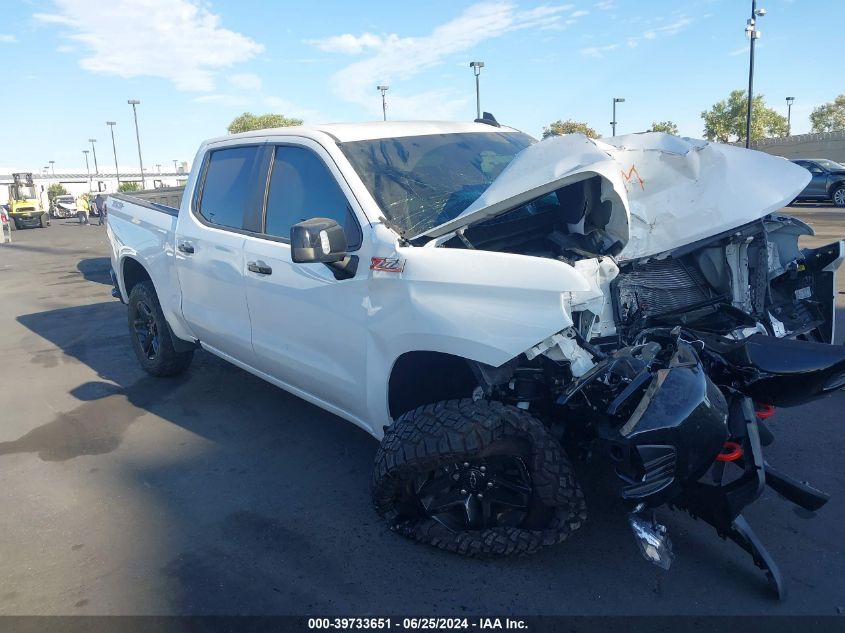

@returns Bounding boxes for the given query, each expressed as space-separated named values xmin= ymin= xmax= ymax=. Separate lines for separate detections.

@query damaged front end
xmin=435 ymin=134 xmax=845 ymax=599
xmin=554 ymin=326 xmax=845 ymax=599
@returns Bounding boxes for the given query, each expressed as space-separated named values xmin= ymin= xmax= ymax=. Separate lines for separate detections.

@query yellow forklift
xmin=7 ymin=173 xmax=49 ymax=229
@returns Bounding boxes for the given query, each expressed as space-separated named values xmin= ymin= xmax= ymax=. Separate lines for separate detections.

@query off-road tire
xmin=127 ymin=280 xmax=194 ymax=377
xmin=373 ymin=399 xmax=586 ymax=557
xmin=832 ymin=184 xmax=845 ymax=208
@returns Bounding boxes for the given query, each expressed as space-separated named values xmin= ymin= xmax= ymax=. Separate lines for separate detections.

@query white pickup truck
xmin=108 ymin=120 xmax=845 ymax=598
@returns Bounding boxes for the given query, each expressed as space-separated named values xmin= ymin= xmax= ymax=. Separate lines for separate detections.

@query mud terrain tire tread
xmin=128 ymin=280 xmax=194 ymax=377
xmin=372 ymin=398 xmax=586 ymax=557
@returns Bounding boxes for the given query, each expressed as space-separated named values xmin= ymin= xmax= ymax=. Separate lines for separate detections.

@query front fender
xmin=363 ymin=246 xmax=603 ymax=427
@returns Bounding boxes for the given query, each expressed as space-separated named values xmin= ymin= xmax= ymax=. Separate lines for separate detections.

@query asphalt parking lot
xmin=1 ymin=210 xmax=844 ymax=616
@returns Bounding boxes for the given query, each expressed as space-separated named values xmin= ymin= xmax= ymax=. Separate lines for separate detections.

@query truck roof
xmin=208 ymin=120 xmax=523 ymax=144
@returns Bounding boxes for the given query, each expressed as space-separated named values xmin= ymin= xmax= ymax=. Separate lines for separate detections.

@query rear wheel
xmin=127 ymin=281 xmax=194 ymax=376
xmin=373 ymin=399 xmax=586 ymax=557
xmin=832 ymin=185 xmax=845 ymax=208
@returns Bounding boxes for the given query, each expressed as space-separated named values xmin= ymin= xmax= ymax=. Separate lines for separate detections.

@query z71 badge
xmin=370 ymin=256 xmax=405 ymax=273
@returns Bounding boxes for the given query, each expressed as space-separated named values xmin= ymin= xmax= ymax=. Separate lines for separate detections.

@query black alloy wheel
xmin=133 ymin=299 xmax=160 ymax=361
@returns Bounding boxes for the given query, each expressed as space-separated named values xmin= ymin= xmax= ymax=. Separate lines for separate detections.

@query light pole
xmin=49 ymin=160 xmax=55 ymax=176
xmin=83 ymin=150 xmax=91 ymax=189
xmin=744 ymin=1 xmax=766 ymax=148
xmin=611 ymin=97 xmax=625 ymax=136
xmin=377 ymin=85 xmax=389 ymax=121
xmin=469 ymin=61 xmax=484 ymax=120
xmin=88 ymin=139 xmax=99 ymax=175
xmin=173 ymin=159 xmax=178 ymax=172
xmin=127 ymin=99 xmax=146 ymax=189
xmin=106 ymin=121 xmax=120 ymax=186
xmin=786 ymin=96 xmax=795 ymax=136
xmin=156 ymin=164 xmax=161 ymax=173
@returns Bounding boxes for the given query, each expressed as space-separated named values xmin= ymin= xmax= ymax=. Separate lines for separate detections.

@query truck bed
xmin=107 ymin=192 xmax=186 ymax=341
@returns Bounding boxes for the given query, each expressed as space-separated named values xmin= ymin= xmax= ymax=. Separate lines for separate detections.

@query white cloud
xmin=606 ymin=15 xmax=693 ymax=53
xmin=0 ymin=34 xmax=17 ymax=43
xmin=262 ymin=96 xmax=326 ymax=122
xmin=192 ymin=94 xmax=250 ymax=106
xmin=33 ymin=0 xmax=263 ymax=92
xmin=656 ymin=17 xmax=692 ymax=35
xmin=308 ymin=32 xmax=392 ymax=55
xmin=313 ymin=1 xmax=573 ymax=119
xmin=580 ymin=43 xmax=618 ymax=57
xmin=594 ymin=0 xmax=614 ymax=9
xmin=228 ymin=72 xmax=262 ymax=91
xmin=570 ymin=9 xmax=589 ymax=17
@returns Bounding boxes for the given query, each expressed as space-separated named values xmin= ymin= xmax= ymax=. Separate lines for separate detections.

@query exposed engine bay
xmin=424 ymin=133 xmax=845 ymax=598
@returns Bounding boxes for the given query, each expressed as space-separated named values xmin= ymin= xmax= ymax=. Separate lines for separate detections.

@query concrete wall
xmin=748 ymin=131 xmax=845 ymax=162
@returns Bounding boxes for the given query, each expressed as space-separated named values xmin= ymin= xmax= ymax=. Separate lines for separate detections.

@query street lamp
xmin=786 ymin=96 xmax=795 ymax=136
xmin=88 ymin=139 xmax=99 ymax=175
xmin=173 ymin=159 xmax=178 ymax=172
xmin=744 ymin=1 xmax=766 ymax=148
xmin=156 ymin=163 xmax=161 ymax=173
xmin=49 ymin=160 xmax=55 ymax=176
xmin=106 ymin=121 xmax=120 ymax=186
xmin=83 ymin=150 xmax=91 ymax=189
xmin=127 ymin=99 xmax=146 ymax=189
xmin=611 ymin=97 xmax=625 ymax=136
xmin=377 ymin=85 xmax=389 ymax=121
xmin=469 ymin=61 xmax=484 ymax=120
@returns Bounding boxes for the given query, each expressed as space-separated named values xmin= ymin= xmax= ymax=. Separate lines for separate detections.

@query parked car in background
xmin=791 ymin=159 xmax=845 ymax=207
xmin=52 ymin=195 xmax=77 ymax=218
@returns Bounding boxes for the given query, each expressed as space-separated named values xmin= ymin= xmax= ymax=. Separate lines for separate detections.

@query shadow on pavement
xmin=76 ymin=257 xmax=113 ymax=285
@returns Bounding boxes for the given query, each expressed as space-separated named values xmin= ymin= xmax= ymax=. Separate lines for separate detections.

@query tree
xmin=47 ymin=183 xmax=68 ymax=203
xmin=810 ymin=95 xmax=845 ymax=133
xmin=701 ymin=89 xmax=788 ymax=143
xmin=649 ymin=120 xmax=679 ymax=135
xmin=118 ymin=181 xmax=142 ymax=193
xmin=542 ymin=119 xmax=599 ymax=139
xmin=227 ymin=112 xmax=303 ymax=134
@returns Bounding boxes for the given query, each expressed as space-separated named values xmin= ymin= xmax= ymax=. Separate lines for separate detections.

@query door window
xmin=197 ymin=146 xmax=260 ymax=229
xmin=264 ymin=146 xmax=361 ymax=248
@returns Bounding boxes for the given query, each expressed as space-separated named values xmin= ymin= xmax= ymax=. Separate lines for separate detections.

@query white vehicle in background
xmin=106 ymin=119 xmax=845 ymax=600
xmin=52 ymin=195 xmax=77 ymax=219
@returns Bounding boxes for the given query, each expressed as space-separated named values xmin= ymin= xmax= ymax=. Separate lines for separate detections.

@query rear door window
xmin=263 ymin=146 xmax=361 ymax=248
xmin=197 ymin=146 xmax=261 ymax=229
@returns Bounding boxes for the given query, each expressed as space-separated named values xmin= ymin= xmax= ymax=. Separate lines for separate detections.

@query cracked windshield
xmin=340 ymin=131 xmax=534 ymax=237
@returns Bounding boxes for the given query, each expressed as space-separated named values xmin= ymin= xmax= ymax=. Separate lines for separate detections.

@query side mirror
xmin=290 ymin=217 xmax=348 ymax=264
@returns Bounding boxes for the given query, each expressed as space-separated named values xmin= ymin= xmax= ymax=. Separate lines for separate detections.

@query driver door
xmin=243 ymin=141 xmax=371 ymax=418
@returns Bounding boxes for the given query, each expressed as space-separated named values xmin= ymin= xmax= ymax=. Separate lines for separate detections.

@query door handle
xmin=177 ymin=241 xmax=195 ymax=254
xmin=247 ymin=260 xmax=273 ymax=275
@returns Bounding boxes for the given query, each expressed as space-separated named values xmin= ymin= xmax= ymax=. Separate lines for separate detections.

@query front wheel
xmin=127 ymin=281 xmax=194 ymax=377
xmin=372 ymin=399 xmax=586 ymax=557
xmin=832 ymin=185 xmax=845 ymax=208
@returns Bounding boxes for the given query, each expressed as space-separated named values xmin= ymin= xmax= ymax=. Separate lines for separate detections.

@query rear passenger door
xmin=175 ymin=144 xmax=268 ymax=363
xmin=243 ymin=141 xmax=369 ymax=418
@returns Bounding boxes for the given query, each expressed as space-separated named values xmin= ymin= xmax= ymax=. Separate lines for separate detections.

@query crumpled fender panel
xmin=367 ymin=245 xmax=602 ymax=369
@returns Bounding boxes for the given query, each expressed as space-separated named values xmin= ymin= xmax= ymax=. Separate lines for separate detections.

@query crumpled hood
xmin=419 ymin=132 xmax=811 ymax=261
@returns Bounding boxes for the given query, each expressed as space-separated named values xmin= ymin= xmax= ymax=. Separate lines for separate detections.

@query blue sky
xmin=1 ymin=0 xmax=839 ymax=173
